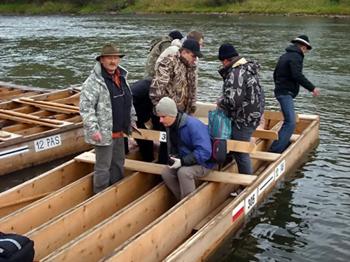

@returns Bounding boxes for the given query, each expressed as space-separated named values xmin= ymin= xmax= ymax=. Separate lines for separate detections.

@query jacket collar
xmin=218 ymin=57 xmax=247 ymax=78
xmin=93 ymin=62 xmax=128 ymax=79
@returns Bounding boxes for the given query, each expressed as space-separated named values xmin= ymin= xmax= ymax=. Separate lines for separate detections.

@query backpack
xmin=0 ymin=232 xmax=35 ymax=262
xmin=208 ymin=108 xmax=232 ymax=164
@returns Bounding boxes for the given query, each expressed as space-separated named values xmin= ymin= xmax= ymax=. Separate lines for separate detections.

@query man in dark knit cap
xmin=270 ymin=35 xmax=320 ymax=153
xmin=217 ymin=43 xmax=265 ymax=175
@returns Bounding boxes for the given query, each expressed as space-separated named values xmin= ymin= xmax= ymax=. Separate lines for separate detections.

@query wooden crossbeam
xmin=264 ymin=111 xmax=299 ymax=122
xmin=196 ymin=117 xmax=278 ymax=140
xmin=20 ymin=97 xmax=79 ymax=110
xmin=251 ymin=151 xmax=280 ymax=162
xmin=13 ymin=99 xmax=79 ymax=114
xmin=0 ymin=109 xmax=73 ymax=128
xmin=128 ymin=128 xmax=280 ymax=160
xmin=75 ymin=152 xmax=257 ymax=186
xmin=129 ymin=128 xmax=256 ymax=154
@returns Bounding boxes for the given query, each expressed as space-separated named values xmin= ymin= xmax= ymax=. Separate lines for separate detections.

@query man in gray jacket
xmin=80 ymin=43 xmax=137 ymax=193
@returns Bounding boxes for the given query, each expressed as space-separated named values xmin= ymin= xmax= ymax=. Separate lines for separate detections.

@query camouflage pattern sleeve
xmin=149 ymin=57 xmax=173 ymax=107
xmin=79 ymin=77 xmax=100 ymax=137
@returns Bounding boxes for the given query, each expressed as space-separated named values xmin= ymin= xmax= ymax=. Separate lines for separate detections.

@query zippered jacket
xmin=150 ymin=52 xmax=197 ymax=114
xmin=218 ymin=58 xmax=265 ymax=129
xmin=273 ymin=44 xmax=315 ymax=98
xmin=80 ymin=62 xmax=136 ymax=146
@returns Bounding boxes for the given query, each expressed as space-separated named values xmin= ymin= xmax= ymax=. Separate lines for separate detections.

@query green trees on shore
xmin=0 ymin=0 xmax=349 ymax=15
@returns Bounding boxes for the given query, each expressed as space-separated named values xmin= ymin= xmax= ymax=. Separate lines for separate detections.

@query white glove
xmin=169 ymin=157 xmax=182 ymax=169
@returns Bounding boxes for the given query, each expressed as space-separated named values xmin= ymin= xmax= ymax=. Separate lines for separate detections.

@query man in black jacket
xmin=270 ymin=35 xmax=320 ymax=153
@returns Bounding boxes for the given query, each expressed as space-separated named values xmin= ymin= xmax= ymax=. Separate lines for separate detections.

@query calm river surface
xmin=0 ymin=14 xmax=349 ymax=261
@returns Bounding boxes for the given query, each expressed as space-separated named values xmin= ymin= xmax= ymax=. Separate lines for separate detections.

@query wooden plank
xmin=102 ymin=181 xmax=235 ymax=262
xmin=193 ymin=197 xmax=233 ymax=231
xmin=29 ymin=172 xmax=159 ymax=260
xmin=43 ymin=183 xmax=173 ymax=262
xmin=0 ymin=160 xmax=93 ymax=217
xmin=251 ymin=151 xmax=281 ymax=162
xmin=0 ymin=109 xmax=70 ymax=125
xmin=75 ymin=152 xmax=257 ymax=186
xmin=53 ymin=92 xmax=80 ymax=106
xmin=27 ymin=89 xmax=73 ymax=101
xmin=129 ymin=128 xmax=256 ymax=153
xmin=264 ymin=111 xmax=299 ymax=122
xmin=226 ymin=139 xmax=255 ymax=153
xmin=19 ymin=97 xmax=79 ymax=110
xmin=193 ymin=117 xmax=278 ymax=140
xmin=0 ymin=112 xmax=70 ymax=128
xmin=0 ymin=130 xmax=22 ymax=141
xmin=0 ymin=192 xmax=51 ymax=210
xmin=252 ymin=129 xmax=278 ymax=140
xmin=13 ymin=99 xmax=79 ymax=114
xmin=0 ymin=174 xmax=93 ymax=234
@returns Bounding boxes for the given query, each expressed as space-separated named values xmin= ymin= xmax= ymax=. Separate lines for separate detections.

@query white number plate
xmin=159 ymin=131 xmax=167 ymax=142
xmin=34 ymin=134 xmax=62 ymax=152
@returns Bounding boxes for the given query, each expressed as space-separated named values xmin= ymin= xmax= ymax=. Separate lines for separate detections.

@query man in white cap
xmin=156 ymin=97 xmax=214 ymax=200
xmin=80 ymin=43 xmax=137 ymax=193
xmin=270 ymin=35 xmax=320 ymax=153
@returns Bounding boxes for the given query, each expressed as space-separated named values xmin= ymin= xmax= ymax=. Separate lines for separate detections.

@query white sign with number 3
xmin=159 ymin=131 xmax=167 ymax=142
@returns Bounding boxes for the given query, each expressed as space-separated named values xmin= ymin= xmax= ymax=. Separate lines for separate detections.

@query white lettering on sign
xmin=34 ymin=134 xmax=62 ymax=152
xmin=159 ymin=131 xmax=167 ymax=142
xmin=258 ymin=172 xmax=275 ymax=196
xmin=244 ymin=189 xmax=258 ymax=215
xmin=274 ymin=160 xmax=286 ymax=181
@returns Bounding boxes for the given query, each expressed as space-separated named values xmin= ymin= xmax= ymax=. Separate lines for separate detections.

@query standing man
xmin=149 ymin=39 xmax=203 ymax=163
xmin=217 ymin=43 xmax=265 ymax=175
xmin=80 ymin=43 xmax=137 ymax=194
xmin=144 ymin=30 xmax=183 ymax=79
xmin=270 ymin=35 xmax=320 ymax=153
xmin=156 ymin=97 xmax=214 ymax=200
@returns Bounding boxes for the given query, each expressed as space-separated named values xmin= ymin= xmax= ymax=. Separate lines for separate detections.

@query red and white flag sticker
xmin=231 ymin=200 xmax=244 ymax=223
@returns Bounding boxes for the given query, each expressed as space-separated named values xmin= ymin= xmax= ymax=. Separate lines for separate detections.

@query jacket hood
xmin=286 ymin=44 xmax=304 ymax=57
xmin=219 ymin=57 xmax=260 ymax=78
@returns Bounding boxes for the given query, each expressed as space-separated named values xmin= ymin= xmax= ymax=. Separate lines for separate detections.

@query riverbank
xmin=0 ymin=0 xmax=349 ymax=16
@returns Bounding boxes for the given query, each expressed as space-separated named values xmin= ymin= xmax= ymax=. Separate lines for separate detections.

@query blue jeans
xmin=231 ymin=125 xmax=255 ymax=175
xmin=270 ymin=95 xmax=296 ymax=153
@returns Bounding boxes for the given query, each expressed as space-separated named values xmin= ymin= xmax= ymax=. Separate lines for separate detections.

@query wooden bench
xmin=75 ymin=152 xmax=257 ymax=186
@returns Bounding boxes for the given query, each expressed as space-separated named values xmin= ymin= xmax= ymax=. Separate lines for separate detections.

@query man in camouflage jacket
xmin=150 ymin=39 xmax=202 ymax=115
xmin=148 ymin=39 xmax=202 ymax=164
xmin=144 ymin=30 xmax=183 ymax=79
xmin=217 ymin=44 xmax=265 ymax=175
xmin=80 ymin=43 xmax=137 ymax=193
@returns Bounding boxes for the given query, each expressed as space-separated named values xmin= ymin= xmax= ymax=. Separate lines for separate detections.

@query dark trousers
xmin=136 ymin=113 xmax=168 ymax=164
xmin=131 ymin=79 xmax=168 ymax=163
xmin=231 ymin=125 xmax=255 ymax=175
xmin=94 ymin=138 xmax=125 ymax=194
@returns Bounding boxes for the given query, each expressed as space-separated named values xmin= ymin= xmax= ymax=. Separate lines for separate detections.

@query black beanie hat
xmin=169 ymin=30 xmax=183 ymax=40
xmin=218 ymin=44 xmax=239 ymax=61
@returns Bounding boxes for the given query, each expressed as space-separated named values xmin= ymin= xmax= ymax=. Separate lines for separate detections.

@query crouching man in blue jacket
xmin=156 ymin=97 xmax=215 ymax=200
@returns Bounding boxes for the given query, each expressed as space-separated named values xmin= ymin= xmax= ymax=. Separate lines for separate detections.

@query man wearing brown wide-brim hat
xmin=80 ymin=43 xmax=137 ymax=194
xmin=95 ymin=43 xmax=125 ymax=61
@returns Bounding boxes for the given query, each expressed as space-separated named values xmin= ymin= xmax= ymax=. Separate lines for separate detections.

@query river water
xmin=0 ymin=14 xmax=349 ymax=261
